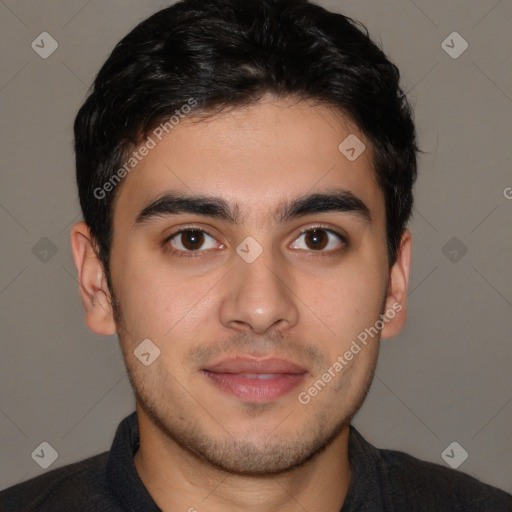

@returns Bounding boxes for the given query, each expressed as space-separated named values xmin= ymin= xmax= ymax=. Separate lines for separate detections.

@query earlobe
xmin=381 ymin=229 xmax=412 ymax=340
xmin=70 ymin=222 xmax=117 ymax=336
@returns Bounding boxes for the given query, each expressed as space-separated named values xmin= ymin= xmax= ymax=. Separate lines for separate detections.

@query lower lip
xmin=202 ymin=371 xmax=307 ymax=402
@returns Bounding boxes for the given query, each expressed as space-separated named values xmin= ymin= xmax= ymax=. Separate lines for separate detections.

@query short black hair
xmin=74 ymin=0 xmax=419 ymax=291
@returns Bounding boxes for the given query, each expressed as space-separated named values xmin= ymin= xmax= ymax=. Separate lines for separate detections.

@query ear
xmin=70 ymin=222 xmax=117 ymax=336
xmin=381 ymin=229 xmax=412 ymax=340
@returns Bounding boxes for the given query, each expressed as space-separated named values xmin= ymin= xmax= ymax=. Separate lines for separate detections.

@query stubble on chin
xmin=108 ymin=284 xmax=385 ymax=476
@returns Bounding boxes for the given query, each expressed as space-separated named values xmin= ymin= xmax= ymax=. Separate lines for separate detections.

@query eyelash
xmin=162 ymin=225 xmax=348 ymax=259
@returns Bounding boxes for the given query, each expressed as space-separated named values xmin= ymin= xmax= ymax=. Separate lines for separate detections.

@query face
xmin=74 ymin=96 xmax=410 ymax=476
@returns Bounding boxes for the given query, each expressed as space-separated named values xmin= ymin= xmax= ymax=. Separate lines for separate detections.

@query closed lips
xmin=202 ymin=357 xmax=308 ymax=375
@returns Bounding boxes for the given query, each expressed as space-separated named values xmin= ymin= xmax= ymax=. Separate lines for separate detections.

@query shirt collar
xmin=341 ymin=424 xmax=384 ymax=510
xmin=106 ymin=412 xmax=383 ymax=511
xmin=106 ymin=411 xmax=161 ymax=511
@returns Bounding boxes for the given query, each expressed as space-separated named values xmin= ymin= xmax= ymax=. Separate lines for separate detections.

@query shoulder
xmin=377 ymin=445 xmax=512 ymax=511
xmin=0 ymin=451 xmax=115 ymax=512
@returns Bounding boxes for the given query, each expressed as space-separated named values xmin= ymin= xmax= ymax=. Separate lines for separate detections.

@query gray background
xmin=1 ymin=0 xmax=511 ymax=495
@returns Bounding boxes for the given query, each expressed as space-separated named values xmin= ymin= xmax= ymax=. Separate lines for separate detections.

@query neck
xmin=133 ymin=406 xmax=352 ymax=512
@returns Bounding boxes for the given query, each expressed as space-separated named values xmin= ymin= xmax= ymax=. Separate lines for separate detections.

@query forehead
xmin=112 ymin=97 xmax=384 ymax=228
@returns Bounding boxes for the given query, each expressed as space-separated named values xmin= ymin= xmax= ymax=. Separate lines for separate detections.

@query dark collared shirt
xmin=1 ymin=411 xmax=510 ymax=511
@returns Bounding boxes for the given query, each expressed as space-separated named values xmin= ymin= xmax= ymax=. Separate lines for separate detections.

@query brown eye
xmin=290 ymin=228 xmax=346 ymax=253
xmin=304 ymin=229 xmax=329 ymax=250
xmin=168 ymin=229 xmax=219 ymax=253
xmin=180 ymin=230 xmax=205 ymax=251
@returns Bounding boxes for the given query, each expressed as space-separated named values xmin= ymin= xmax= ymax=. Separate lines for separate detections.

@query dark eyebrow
xmin=134 ymin=189 xmax=372 ymax=227
xmin=276 ymin=190 xmax=372 ymax=224
xmin=134 ymin=193 xmax=241 ymax=225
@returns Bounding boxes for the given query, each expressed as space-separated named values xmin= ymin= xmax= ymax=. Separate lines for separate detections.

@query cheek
xmin=113 ymin=256 xmax=221 ymax=342
xmin=302 ymin=259 xmax=387 ymax=335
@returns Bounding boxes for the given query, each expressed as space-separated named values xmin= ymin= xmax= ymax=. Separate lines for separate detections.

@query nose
xmin=218 ymin=244 xmax=300 ymax=335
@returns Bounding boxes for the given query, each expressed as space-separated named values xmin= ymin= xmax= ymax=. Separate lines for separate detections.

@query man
xmin=1 ymin=0 xmax=510 ymax=510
